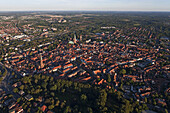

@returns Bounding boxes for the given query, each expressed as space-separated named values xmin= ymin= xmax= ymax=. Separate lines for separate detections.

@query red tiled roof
xmin=41 ymin=105 xmax=47 ymax=112
xmin=81 ymin=77 xmax=91 ymax=81
xmin=63 ymin=68 xmax=71 ymax=73
xmin=63 ymin=63 xmax=73 ymax=69
xmin=93 ymin=70 xmax=101 ymax=75
xmin=52 ymin=65 xmax=62 ymax=70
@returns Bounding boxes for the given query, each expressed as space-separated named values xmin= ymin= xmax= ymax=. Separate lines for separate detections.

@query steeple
xmin=40 ymin=53 xmax=44 ymax=69
xmin=74 ymin=32 xmax=77 ymax=43
xmin=80 ymin=35 xmax=82 ymax=41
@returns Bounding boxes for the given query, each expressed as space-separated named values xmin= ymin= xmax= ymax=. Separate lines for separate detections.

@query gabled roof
xmin=41 ymin=105 xmax=47 ymax=112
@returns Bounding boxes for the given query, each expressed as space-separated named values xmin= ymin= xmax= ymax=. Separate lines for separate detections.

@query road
xmin=0 ymin=62 xmax=20 ymax=100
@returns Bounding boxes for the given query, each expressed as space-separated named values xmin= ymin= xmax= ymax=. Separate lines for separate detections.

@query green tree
xmin=64 ymin=106 xmax=71 ymax=113
xmin=17 ymin=97 xmax=21 ymax=103
xmin=51 ymin=92 xmax=55 ymax=97
xmin=123 ymin=100 xmax=132 ymax=113
xmin=144 ymin=97 xmax=147 ymax=103
xmin=27 ymin=108 xmax=31 ymax=112
xmin=41 ymin=82 xmax=47 ymax=89
xmin=60 ymin=102 xmax=66 ymax=108
xmin=87 ymin=107 xmax=93 ymax=113
xmin=165 ymin=109 xmax=168 ymax=113
xmin=81 ymin=94 xmax=87 ymax=101
xmin=48 ymin=105 xmax=54 ymax=110
xmin=23 ymin=104 xmax=27 ymax=109
xmin=97 ymin=89 xmax=107 ymax=107
xmin=12 ymin=72 xmax=15 ymax=76
xmin=107 ymin=74 xmax=111 ymax=82
xmin=153 ymin=99 xmax=157 ymax=105
xmin=50 ymin=85 xmax=57 ymax=91
xmin=45 ymin=99 xmax=51 ymax=104
xmin=55 ymin=100 xmax=60 ymax=106
xmin=0 ymin=77 xmax=3 ymax=82
xmin=34 ymin=79 xmax=38 ymax=84
xmin=117 ymin=91 xmax=122 ymax=100
xmin=120 ymin=69 xmax=126 ymax=75
xmin=13 ymin=88 xmax=19 ymax=93
xmin=20 ymin=85 xmax=24 ymax=90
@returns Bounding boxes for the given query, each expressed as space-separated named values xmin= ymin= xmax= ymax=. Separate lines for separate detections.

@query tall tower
xmin=80 ymin=35 xmax=82 ymax=41
xmin=40 ymin=53 xmax=44 ymax=69
xmin=74 ymin=32 xmax=77 ymax=43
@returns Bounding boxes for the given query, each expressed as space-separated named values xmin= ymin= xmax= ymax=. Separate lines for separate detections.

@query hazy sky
xmin=1 ymin=0 xmax=170 ymax=11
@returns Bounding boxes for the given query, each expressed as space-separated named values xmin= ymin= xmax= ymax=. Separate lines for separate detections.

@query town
xmin=0 ymin=12 xmax=169 ymax=113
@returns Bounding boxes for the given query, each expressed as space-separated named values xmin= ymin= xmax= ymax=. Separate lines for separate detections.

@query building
xmin=41 ymin=105 xmax=47 ymax=112
xmin=18 ymin=90 xmax=25 ymax=96
xmin=80 ymin=35 xmax=82 ymax=41
xmin=74 ymin=33 xmax=77 ymax=43
xmin=25 ymin=94 xmax=33 ymax=101
xmin=40 ymin=53 xmax=44 ymax=69
xmin=68 ymin=41 xmax=74 ymax=45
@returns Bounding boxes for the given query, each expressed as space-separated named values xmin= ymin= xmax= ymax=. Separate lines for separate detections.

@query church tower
xmin=40 ymin=53 xmax=44 ymax=69
xmin=80 ymin=35 xmax=82 ymax=41
xmin=74 ymin=32 xmax=77 ymax=43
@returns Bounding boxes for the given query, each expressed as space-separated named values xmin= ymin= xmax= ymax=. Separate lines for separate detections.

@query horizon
xmin=0 ymin=10 xmax=170 ymax=13
xmin=1 ymin=0 xmax=170 ymax=12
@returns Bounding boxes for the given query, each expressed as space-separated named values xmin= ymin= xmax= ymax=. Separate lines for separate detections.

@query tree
xmin=144 ymin=97 xmax=147 ymax=103
xmin=87 ymin=107 xmax=93 ymax=113
xmin=8 ymin=94 xmax=13 ymax=98
xmin=117 ymin=91 xmax=122 ymax=100
xmin=107 ymin=74 xmax=111 ymax=83
xmin=34 ymin=79 xmax=38 ymax=84
xmin=13 ymin=88 xmax=19 ymax=93
xmin=2 ymin=69 xmax=7 ymax=77
xmin=97 ymin=89 xmax=107 ymax=107
xmin=0 ymin=77 xmax=3 ymax=83
xmin=153 ymin=99 xmax=157 ymax=105
xmin=61 ymin=89 xmax=65 ymax=93
xmin=27 ymin=108 xmax=31 ymax=112
xmin=55 ymin=100 xmax=60 ymax=106
xmin=120 ymin=83 xmax=123 ymax=90
xmin=23 ymin=104 xmax=27 ymax=109
xmin=51 ymin=92 xmax=55 ymax=97
xmin=12 ymin=72 xmax=15 ymax=76
xmin=60 ymin=102 xmax=65 ymax=108
xmin=20 ymin=85 xmax=24 ymax=90
xmin=34 ymin=89 xmax=42 ymax=94
xmin=50 ymin=76 xmax=54 ymax=82
xmin=64 ymin=106 xmax=71 ymax=113
xmin=143 ymin=104 xmax=148 ymax=110
xmin=81 ymin=94 xmax=87 ymax=101
xmin=41 ymin=82 xmax=47 ymax=89
xmin=50 ymin=85 xmax=57 ymax=91
xmin=102 ymin=107 xmax=108 ymax=112
xmin=120 ymin=69 xmax=126 ymax=75
xmin=17 ymin=97 xmax=21 ymax=103
xmin=45 ymin=99 xmax=51 ymax=104
xmin=48 ymin=105 xmax=54 ymax=110
xmin=165 ymin=109 xmax=168 ymax=113
xmin=135 ymin=108 xmax=139 ymax=113
xmin=122 ymin=100 xmax=132 ymax=113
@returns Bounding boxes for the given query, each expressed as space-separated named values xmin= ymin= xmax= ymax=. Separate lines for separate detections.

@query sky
xmin=0 ymin=0 xmax=170 ymax=11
